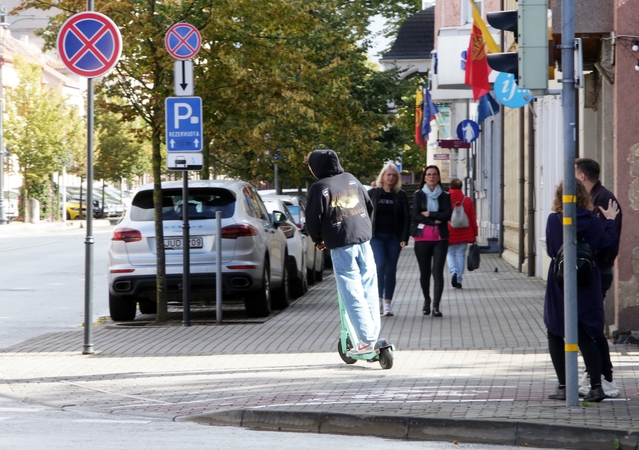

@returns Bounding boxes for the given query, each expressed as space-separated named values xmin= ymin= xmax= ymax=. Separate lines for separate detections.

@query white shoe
xmin=349 ymin=341 xmax=375 ymax=355
xmin=383 ymin=301 xmax=394 ymax=317
xmin=578 ymin=371 xmax=590 ymax=396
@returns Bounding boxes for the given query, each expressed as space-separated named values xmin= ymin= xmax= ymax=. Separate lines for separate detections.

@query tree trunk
xmin=152 ymin=127 xmax=168 ymax=322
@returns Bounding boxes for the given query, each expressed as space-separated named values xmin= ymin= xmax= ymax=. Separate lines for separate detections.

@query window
xmin=462 ymin=0 xmax=483 ymax=26
xmin=131 ymin=188 xmax=236 ymax=221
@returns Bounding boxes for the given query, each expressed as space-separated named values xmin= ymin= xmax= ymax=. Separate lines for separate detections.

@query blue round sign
xmin=165 ymin=23 xmax=202 ymax=60
xmin=494 ymin=72 xmax=533 ymax=108
xmin=456 ymin=120 xmax=480 ymax=143
xmin=57 ymin=12 xmax=122 ymax=78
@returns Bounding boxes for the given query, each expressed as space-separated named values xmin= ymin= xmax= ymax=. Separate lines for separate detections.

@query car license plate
xmin=164 ymin=236 xmax=204 ymax=250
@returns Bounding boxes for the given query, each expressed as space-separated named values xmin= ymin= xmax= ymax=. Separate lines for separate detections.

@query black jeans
xmin=414 ymin=240 xmax=448 ymax=308
xmin=597 ymin=272 xmax=614 ymax=380
xmin=548 ymin=325 xmax=602 ymax=388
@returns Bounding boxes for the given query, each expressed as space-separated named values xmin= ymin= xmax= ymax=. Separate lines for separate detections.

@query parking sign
xmin=165 ymin=97 xmax=203 ymax=151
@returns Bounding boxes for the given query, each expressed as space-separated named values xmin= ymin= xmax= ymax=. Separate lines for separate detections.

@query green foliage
xmin=4 ymin=56 xmax=86 ymax=208
xmin=94 ymin=97 xmax=152 ymax=184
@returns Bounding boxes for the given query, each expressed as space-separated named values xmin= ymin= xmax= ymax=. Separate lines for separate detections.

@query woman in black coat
xmin=369 ymin=162 xmax=411 ymax=317
xmin=545 ymin=180 xmax=619 ymax=402
xmin=411 ymin=165 xmax=452 ymax=317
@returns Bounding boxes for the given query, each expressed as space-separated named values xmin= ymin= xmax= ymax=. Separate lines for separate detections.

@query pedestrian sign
xmin=57 ymin=12 xmax=122 ymax=78
xmin=165 ymin=97 xmax=203 ymax=152
xmin=456 ymin=120 xmax=479 ymax=143
xmin=165 ymin=23 xmax=202 ymax=60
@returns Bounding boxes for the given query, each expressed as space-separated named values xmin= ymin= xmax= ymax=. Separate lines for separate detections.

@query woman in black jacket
xmin=369 ymin=162 xmax=410 ymax=316
xmin=411 ymin=165 xmax=452 ymax=317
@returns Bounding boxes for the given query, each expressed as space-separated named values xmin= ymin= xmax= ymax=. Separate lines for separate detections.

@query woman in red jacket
xmin=447 ymin=179 xmax=478 ymax=289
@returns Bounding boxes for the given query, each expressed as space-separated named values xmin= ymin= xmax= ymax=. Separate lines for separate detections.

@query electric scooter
xmin=336 ymin=286 xmax=394 ymax=369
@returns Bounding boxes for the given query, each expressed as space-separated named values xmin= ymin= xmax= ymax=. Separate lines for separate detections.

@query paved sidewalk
xmin=2 ymin=246 xmax=639 ymax=449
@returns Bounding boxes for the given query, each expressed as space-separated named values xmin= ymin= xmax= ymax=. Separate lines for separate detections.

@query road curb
xmin=177 ymin=409 xmax=639 ymax=449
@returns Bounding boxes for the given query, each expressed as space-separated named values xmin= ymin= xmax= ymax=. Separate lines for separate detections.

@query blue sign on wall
xmin=456 ymin=120 xmax=479 ymax=143
xmin=165 ymin=97 xmax=203 ymax=151
xmin=494 ymin=72 xmax=533 ymax=108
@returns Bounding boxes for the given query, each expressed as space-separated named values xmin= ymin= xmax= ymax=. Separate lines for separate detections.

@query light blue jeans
xmin=331 ymin=242 xmax=380 ymax=344
xmin=447 ymin=243 xmax=468 ymax=283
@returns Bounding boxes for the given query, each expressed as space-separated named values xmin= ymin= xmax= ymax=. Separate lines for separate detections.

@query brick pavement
xmin=2 ymin=245 xmax=639 ymax=448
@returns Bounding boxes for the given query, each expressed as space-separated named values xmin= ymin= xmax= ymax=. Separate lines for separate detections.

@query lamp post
xmin=0 ymin=6 xmax=8 ymax=225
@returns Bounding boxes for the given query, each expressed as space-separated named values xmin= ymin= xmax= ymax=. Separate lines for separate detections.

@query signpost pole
xmin=182 ymin=172 xmax=191 ymax=326
xmin=82 ymin=0 xmax=95 ymax=355
xmin=216 ymin=211 xmax=222 ymax=324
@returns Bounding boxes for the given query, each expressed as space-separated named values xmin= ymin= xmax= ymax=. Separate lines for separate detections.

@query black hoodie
xmin=305 ymin=149 xmax=373 ymax=249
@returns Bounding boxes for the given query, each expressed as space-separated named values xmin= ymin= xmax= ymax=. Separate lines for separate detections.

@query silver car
xmin=107 ymin=180 xmax=290 ymax=321
xmin=260 ymin=193 xmax=325 ymax=284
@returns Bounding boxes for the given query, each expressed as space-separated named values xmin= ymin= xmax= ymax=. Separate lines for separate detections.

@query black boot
xmin=432 ymin=300 xmax=442 ymax=317
xmin=422 ymin=300 xmax=431 ymax=315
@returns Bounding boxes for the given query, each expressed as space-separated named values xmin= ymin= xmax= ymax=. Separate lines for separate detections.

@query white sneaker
xmin=383 ymin=301 xmax=394 ymax=317
xmin=578 ymin=371 xmax=590 ymax=396
xmin=349 ymin=341 xmax=375 ymax=355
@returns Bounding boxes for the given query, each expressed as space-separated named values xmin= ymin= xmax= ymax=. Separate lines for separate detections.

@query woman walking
xmin=545 ymin=180 xmax=619 ymax=402
xmin=411 ymin=165 xmax=452 ymax=317
xmin=369 ymin=163 xmax=410 ymax=316
xmin=447 ymin=178 xmax=478 ymax=289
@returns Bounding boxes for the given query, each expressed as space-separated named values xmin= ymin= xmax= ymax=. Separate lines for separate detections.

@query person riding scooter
xmin=304 ymin=149 xmax=380 ymax=355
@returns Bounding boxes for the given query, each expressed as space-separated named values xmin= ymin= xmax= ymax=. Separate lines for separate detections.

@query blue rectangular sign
xmin=165 ymin=96 xmax=203 ymax=151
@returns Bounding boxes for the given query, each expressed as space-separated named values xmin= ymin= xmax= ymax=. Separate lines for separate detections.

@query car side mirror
xmin=272 ymin=210 xmax=287 ymax=226
xmin=92 ymin=200 xmax=100 ymax=207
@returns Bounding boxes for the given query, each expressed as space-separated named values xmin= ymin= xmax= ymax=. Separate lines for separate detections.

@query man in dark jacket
xmin=575 ymin=157 xmax=622 ymax=398
xmin=305 ymin=149 xmax=379 ymax=355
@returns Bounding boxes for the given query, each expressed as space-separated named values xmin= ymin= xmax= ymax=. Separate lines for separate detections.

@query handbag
xmin=467 ymin=242 xmax=480 ymax=271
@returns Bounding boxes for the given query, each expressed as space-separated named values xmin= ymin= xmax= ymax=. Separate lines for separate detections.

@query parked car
xmin=260 ymin=193 xmax=325 ymax=284
xmin=261 ymin=197 xmax=307 ymax=298
xmin=107 ymin=180 xmax=290 ymax=321
xmin=65 ymin=198 xmax=88 ymax=220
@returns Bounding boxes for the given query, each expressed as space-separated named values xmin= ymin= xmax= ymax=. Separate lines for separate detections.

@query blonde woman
xmin=368 ymin=163 xmax=410 ymax=316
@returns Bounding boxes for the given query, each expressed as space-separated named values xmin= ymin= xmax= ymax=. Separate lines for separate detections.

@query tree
xmin=4 ymin=56 xmax=85 ymax=220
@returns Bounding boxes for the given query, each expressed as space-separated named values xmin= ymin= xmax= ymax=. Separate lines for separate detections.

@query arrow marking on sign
xmin=194 ymin=139 xmax=199 ymax=147
xmin=180 ymin=60 xmax=188 ymax=91
xmin=170 ymin=139 xmax=175 ymax=148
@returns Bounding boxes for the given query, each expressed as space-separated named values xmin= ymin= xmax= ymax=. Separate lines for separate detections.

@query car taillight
xmin=112 ymin=228 xmax=142 ymax=243
xmin=221 ymin=223 xmax=258 ymax=239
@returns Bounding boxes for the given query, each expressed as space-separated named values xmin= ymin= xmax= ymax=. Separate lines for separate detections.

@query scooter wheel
xmin=378 ymin=347 xmax=393 ymax=369
xmin=337 ymin=338 xmax=356 ymax=364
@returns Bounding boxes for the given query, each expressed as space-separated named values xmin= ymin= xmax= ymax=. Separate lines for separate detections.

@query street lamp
xmin=0 ymin=6 xmax=10 ymax=225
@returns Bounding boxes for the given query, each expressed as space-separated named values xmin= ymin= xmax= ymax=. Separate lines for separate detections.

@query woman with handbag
xmin=368 ymin=162 xmax=410 ymax=316
xmin=411 ymin=165 xmax=452 ymax=317
xmin=446 ymin=178 xmax=478 ymax=289
xmin=545 ymin=180 xmax=619 ymax=402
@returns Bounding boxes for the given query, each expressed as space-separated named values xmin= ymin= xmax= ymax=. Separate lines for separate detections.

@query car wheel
xmin=109 ymin=293 xmax=137 ymax=322
xmin=138 ymin=299 xmax=157 ymax=315
xmin=272 ymin=257 xmax=290 ymax=309
xmin=245 ymin=260 xmax=271 ymax=317
xmin=307 ymin=261 xmax=317 ymax=285
xmin=291 ymin=260 xmax=307 ymax=298
xmin=66 ymin=211 xmax=71 ymax=221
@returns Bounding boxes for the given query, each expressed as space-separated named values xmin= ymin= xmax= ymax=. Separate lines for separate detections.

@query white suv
xmin=107 ymin=180 xmax=289 ymax=321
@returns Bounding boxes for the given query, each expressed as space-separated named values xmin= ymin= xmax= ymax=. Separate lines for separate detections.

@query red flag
xmin=464 ymin=21 xmax=491 ymax=101
xmin=415 ymin=88 xmax=424 ymax=148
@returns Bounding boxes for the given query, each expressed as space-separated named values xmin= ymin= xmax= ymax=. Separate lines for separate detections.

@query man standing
xmin=305 ymin=149 xmax=380 ymax=355
xmin=575 ymin=157 xmax=622 ymax=397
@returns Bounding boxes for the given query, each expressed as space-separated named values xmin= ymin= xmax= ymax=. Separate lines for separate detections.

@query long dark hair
xmin=418 ymin=165 xmax=442 ymax=189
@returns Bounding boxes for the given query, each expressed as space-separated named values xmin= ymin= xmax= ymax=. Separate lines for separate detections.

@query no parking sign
xmin=57 ymin=12 xmax=122 ymax=78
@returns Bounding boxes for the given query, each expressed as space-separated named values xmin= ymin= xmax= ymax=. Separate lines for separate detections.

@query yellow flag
xmin=468 ymin=0 xmax=500 ymax=54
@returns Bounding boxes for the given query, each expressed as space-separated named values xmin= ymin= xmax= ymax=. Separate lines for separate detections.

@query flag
xmin=464 ymin=0 xmax=500 ymax=101
xmin=415 ymin=88 xmax=424 ymax=147
xmin=421 ymin=87 xmax=439 ymax=142
xmin=477 ymin=92 xmax=500 ymax=124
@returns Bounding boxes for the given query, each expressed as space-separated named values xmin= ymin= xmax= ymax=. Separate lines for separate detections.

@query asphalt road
xmin=0 ymin=227 xmax=112 ymax=349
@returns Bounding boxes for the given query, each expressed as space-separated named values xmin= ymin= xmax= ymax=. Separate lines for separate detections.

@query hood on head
xmin=308 ymin=149 xmax=344 ymax=179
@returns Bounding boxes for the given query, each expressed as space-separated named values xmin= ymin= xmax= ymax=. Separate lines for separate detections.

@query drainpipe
xmin=518 ymin=107 xmax=525 ymax=272
xmin=498 ymin=0 xmax=505 ymax=257
xmin=527 ymin=103 xmax=536 ymax=276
